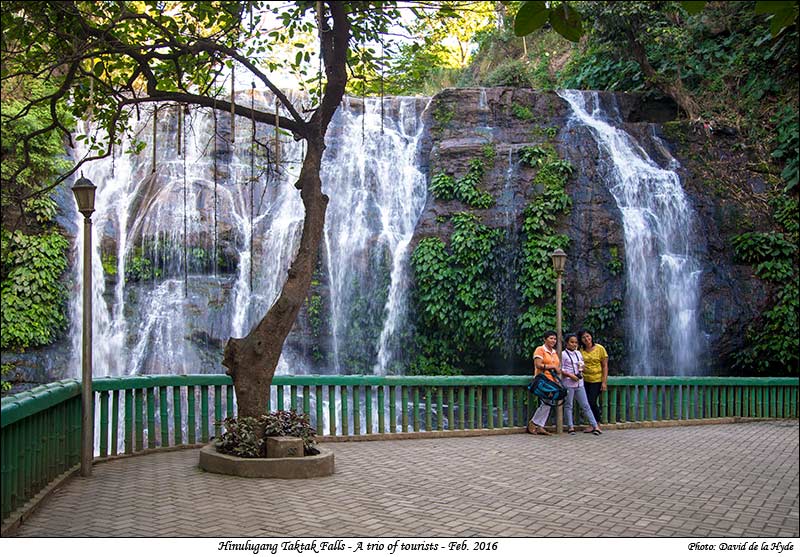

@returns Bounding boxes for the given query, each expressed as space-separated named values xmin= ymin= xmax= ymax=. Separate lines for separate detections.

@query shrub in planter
xmin=262 ymin=410 xmax=318 ymax=454
xmin=215 ymin=416 xmax=266 ymax=457
xmin=215 ymin=411 xmax=319 ymax=458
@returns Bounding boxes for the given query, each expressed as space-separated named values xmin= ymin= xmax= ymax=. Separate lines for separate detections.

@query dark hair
xmin=542 ymin=330 xmax=557 ymax=340
xmin=577 ymin=330 xmax=594 ymax=350
xmin=564 ymin=332 xmax=579 ymax=346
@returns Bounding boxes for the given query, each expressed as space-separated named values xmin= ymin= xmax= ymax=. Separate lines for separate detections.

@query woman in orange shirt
xmin=527 ymin=330 xmax=561 ymax=435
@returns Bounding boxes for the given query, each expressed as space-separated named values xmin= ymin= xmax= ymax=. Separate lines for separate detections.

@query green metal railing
xmin=1 ymin=380 xmax=82 ymax=522
xmin=2 ymin=374 xmax=797 ymax=522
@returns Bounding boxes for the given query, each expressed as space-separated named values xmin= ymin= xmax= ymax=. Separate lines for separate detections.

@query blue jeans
xmin=565 ymin=386 xmax=597 ymax=429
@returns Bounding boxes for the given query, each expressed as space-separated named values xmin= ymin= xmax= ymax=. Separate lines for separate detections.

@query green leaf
xmin=514 ymin=1 xmax=549 ymax=37
xmin=680 ymin=1 xmax=707 ymax=15
xmin=549 ymin=4 xmax=583 ymax=43
xmin=770 ymin=7 xmax=798 ymax=36
xmin=755 ymin=1 xmax=796 ymax=14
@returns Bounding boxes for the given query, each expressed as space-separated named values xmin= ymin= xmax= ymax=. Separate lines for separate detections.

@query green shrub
xmin=411 ymin=213 xmax=504 ymax=374
xmin=483 ymin=59 xmax=531 ymax=87
xmin=1 ymin=228 xmax=69 ymax=350
xmin=429 ymin=158 xmax=494 ymax=209
xmin=731 ymin=195 xmax=798 ymax=375
xmin=511 ymin=103 xmax=535 ymax=120
xmin=215 ymin=411 xmax=318 ymax=457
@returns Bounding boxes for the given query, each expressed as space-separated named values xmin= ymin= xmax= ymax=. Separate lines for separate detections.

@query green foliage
xmin=519 ymin=144 xmax=554 ymax=167
xmin=608 ymin=246 xmax=623 ymax=276
xmin=189 ymin=247 xmax=209 ymax=270
xmin=215 ymin=416 xmax=266 ymax=458
xmin=124 ymin=250 xmax=159 ymax=282
xmin=1 ymin=228 xmax=70 ymax=350
xmin=262 ymin=410 xmax=317 ymax=453
xmin=23 ymin=196 xmax=59 ymax=224
xmin=771 ymin=103 xmax=799 ymax=192
xmin=514 ymin=1 xmax=584 ymax=42
xmin=411 ymin=213 xmax=504 ymax=374
xmin=483 ymin=59 xmax=531 ymax=87
xmin=558 ymin=45 xmax=644 ymax=91
xmin=731 ymin=195 xmax=799 ymax=375
xmin=580 ymin=300 xmax=625 ymax=364
xmin=306 ymin=294 xmax=323 ymax=338
xmin=101 ymin=254 xmax=118 ymax=276
xmin=514 ymin=1 xmax=797 ymax=43
xmin=511 ymin=103 xmax=535 ymax=120
xmin=582 ymin=299 xmax=623 ymax=335
xmin=216 ymin=411 xmax=317 ymax=457
xmin=432 ymin=100 xmax=455 ymax=126
xmin=531 ymin=126 xmax=559 ymax=139
xmin=731 ymin=232 xmax=795 ymax=268
xmin=430 ymin=173 xmax=456 ymax=199
xmin=516 ymin=143 xmax=573 ymax=355
xmin=1 ymin=363 xmax=14 ymax=393
xmin=429 ymin=158 xmax=495 ymax=209
xmin=0 ymin=79 xmax=73 ymax=210
xmin=481 ymin=143 xmax=496 ymax=165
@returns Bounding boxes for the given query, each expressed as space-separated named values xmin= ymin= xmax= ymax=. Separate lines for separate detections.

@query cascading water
xmin=558 ymin=90 xmax=703 ymax=375
xmin=321 ymin=97 xmax=430 ymax=376
xmin=69 ymin=94 xmax=429 ymax=381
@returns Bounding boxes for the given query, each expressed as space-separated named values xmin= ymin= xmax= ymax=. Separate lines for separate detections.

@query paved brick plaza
xmin=13 ymin=420 xmax=799 ymax=537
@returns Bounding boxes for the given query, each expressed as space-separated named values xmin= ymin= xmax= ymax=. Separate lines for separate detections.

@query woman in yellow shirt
xmin=578 ymin=329 xmax=608 ymax=428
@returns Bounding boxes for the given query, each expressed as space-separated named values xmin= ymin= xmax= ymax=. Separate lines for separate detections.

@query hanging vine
xmin=182 ymin=104 xmax=188 ymax=297
xmin=151 ymin=105 xmax=157 ymax=174
xmin=250 ymin=83 xmax=256 ymax=291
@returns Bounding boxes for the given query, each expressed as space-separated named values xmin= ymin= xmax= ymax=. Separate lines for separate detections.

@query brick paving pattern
xmin=13 ymin=420 xmax=800 ymax=537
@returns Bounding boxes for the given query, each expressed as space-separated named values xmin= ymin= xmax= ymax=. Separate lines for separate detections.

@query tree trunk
xmin=222 ymin=141 xmax=328 ymax=418
xmin=222 ymin=1 xmax=350 ymax=419
xmin=626 ymin=29 xmax=701 ymax=120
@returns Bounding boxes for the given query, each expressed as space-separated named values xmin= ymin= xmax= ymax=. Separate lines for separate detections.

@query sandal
xmin=535 ymin=427 xmax=551 ymax=436
xmin=591 ymin=428 xmax=602 ymax=436
xmin=568 ymin=429 xmax=576 ymax=435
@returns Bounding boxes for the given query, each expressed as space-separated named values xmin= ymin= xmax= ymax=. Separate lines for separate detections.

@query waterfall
xmin=323 ymin=97 xmax=430 ymax=375
xmin=69 ymin=94 xmax=429 ymax=379
xmin=558 ymin=90 xmax=703 ymax=375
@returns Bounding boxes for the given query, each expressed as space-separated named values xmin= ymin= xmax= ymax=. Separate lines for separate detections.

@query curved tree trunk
xmin=626 ymin=28 xmax=701 ymax=120
xmin=222 ymin=1 xmax=350 ymax=419
xmin=222 ymin=141 xmax=328 ymax=418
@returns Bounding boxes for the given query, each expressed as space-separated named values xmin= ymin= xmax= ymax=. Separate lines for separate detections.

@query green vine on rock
xmin=429 ymin=157 xmax=494 ymax=209
xmin=608 ymin=246 xmax=623 ymax=276
xmin=582 ymin=299 xmax=625 ymax=364
xmin=511 ymin=102 xmax=534 ymax=120
xmin=730 ymin=195 xmax=798 ymax=375
xmin=410 ymin=212 xmax=504 ymax=374
xmin=1 ymin=227 xmax=70 ymax=350
xmin=516 ymin=142 xmax=574 ymax=356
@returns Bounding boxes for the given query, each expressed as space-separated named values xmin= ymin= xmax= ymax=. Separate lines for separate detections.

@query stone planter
xmin=198 ymin=444 xmax=334 ymax=478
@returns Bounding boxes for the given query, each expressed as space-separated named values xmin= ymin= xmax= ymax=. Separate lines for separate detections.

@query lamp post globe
xmin=551 ymin=248 xmax=567 ymax=275
xmin=71 ymin=174 xmax=96 ymax=217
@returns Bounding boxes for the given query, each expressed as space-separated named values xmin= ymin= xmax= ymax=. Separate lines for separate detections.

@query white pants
xmin=530 ymin=403 xmax=551 ymax=427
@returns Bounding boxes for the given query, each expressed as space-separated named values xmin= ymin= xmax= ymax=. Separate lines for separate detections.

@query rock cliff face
xmin=0 ymin=88 xmax=773 ymax=383
xmin=412 ymin=87 xmax=767 ymax=374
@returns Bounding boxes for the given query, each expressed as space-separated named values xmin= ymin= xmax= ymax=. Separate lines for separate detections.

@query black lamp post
xmin=551 ymin=248 xmax=567 ymax=434
xmin=72 ymin=174 xmax=96 ymax=476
